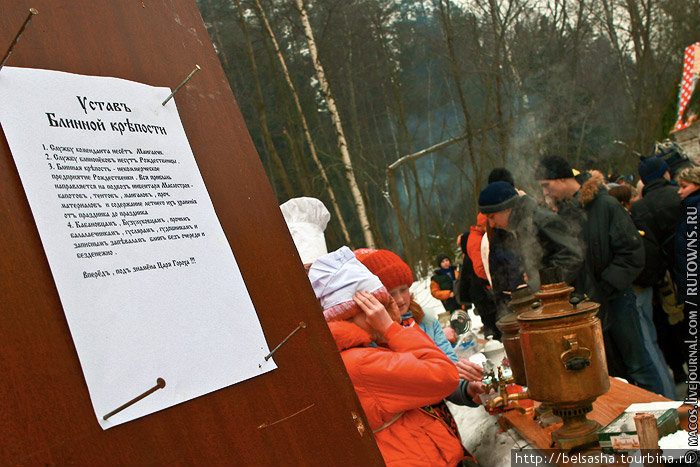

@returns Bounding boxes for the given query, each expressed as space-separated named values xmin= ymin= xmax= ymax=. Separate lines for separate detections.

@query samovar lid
xmin=496 ymin=312 xmax=519 ymax=329
xmin=518 ymin=300 xmax=598 ymax=321
xmin=507 ymin=284 xmax=538 ymax=310
xmin=517 ymin=282 xmax=599 ymax=322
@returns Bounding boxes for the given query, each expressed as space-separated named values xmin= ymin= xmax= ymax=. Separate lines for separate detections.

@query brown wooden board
xmin=0 ymin=1 xmax=383 ymax=465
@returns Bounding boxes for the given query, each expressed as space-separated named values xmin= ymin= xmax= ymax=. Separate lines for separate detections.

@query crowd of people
xmin=280 ymin=147 xmax=698 ymax=466
xmin=457 ymin=154 xmax=696 ymax=403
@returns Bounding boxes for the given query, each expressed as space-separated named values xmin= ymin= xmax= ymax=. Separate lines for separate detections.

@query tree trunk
xmin=202 ymin=0 xmax=230 ymax=70
xmin=386 ymin=167 xmax=415 ymax=265
xmin=374 ymin=11 xmax=441 ymax=261
xmin=435 ymin=0 xmax=480 ymax=211
xmin=294 ymin=0 xmax=375 ymax=248
xmin=259 ymin=32 xmax=312 ymax=196
xmin=436 ymin=0 xmax=476 ymax=161
xmin=234 ymin=0 xmax=294 ymax=199
xmin=251 ymin=0 xmax=352 ymax=245
xmin=283 ymin=127 xmax=312 ymax=196
xmin=487 ymin=0 xmax=509 ymax=166
xmin=342 ymin=12 xmax=366 ymax=172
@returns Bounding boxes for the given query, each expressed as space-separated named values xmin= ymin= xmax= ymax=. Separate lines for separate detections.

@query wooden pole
xmin=633 ymin=412 xmax=663 ymax=467
xmin=633 ymin=412 xmax=660 ymax=450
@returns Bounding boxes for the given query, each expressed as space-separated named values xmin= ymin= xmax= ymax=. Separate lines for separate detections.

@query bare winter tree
xmin=598 ymin=0 xmax=693 ymax=153
xmin=294 ymin=0 xmax=376 ymax=248
xmin=234 ymin=0 xmax=294 ymax=199
xmin=197 ymin=0 xmax=698 ymax=265
xmin=250 ymin=0 xmax=353 ymax=245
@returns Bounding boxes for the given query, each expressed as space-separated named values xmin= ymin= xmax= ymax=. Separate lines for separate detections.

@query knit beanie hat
xmin=488 ymin=167 xmax=515 ymax=187
xmin=355 ymin=248 xmax=414 ymax=291
xmin=435 ymin=253 xmax=450 ymax=267
xmin=280 ymin=197 xmax=330 ymax=265
xmin=638 ymin=157 xmax=669 ymax=184
xmin=309 ymin=246 xmax=389 ymax=322
xmin=537 ymin=155 xmax=575 ymax=180
xmin=478 ymin=181 xmax=518 ymax=214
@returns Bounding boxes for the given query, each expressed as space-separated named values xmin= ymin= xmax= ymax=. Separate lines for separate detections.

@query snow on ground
xmin=448 ymin=401 xmax=535 ymax=466
xmin=409 ymin=277 xmax=483 ymax=330
xmin=411 ymin=277 xmax=551 ymax=467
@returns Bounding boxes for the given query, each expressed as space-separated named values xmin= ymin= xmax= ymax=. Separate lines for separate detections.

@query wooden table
xmin=501 ymin=377 xmax=670 ymax=466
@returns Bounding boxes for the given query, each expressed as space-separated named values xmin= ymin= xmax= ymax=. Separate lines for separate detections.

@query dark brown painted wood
xmin=0 ymin=1 xmax=383 ymax=464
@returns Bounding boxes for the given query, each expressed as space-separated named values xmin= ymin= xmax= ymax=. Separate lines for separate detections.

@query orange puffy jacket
xmin=328 ymin=320 xmax=463 ymax=467
xmin=429 ymin=268 xmax=459 ymax=302
xmin=467 ymin=213 xmax=488 ymax=280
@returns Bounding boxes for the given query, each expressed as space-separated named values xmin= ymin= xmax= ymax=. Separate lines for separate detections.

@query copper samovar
xmin=518 ymin=282 xmax=610 ymax=450
xmin=495 ymin=284 xmax=538 ymax=386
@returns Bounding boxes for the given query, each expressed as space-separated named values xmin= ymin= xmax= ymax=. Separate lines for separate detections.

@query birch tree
xmin=197 ymin=0 xmax=697 ymax=259
xmin=294 ymin=0 xmax=376 ymax=248
xmin=250 ymin=0 xmax=352 ymax=245
xmin=234 ymin=0 xmax=294 ymax=199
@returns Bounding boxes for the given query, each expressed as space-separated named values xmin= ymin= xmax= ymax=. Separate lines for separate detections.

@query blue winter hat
xmin=638 ymin=157 xmax=669 ymax=184
xmin=478 ymin=181 xmax=518 ymax=214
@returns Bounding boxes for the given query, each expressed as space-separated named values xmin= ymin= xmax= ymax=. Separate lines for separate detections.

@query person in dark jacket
xmin=537 ymin=156 xmax=666 ymax=396
xmin=631 ymin=157 xmax=682 ymax=273
xmin=477 ymin=181 xmax=583 ymax=293
xmin=484 ymin=168 xmax=524 ymax=301
xmin=430 ymin=254 xmax=460 ymax=313
xmin=605 ymin=176 xmax=676 ymax=398
xmin=630 ymin=156 xmax=685 ymax=388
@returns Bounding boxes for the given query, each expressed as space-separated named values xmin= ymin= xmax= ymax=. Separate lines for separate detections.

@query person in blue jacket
xmin=354 ymin=248 xmax=485 ymax=406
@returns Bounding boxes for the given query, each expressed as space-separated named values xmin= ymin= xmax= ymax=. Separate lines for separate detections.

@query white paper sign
xmin=0 ymin=67 xmax=277 ymax=429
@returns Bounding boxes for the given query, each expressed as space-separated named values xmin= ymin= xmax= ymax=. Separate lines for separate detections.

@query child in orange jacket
xmin=309 ymin=247 xmax=467 ymax=467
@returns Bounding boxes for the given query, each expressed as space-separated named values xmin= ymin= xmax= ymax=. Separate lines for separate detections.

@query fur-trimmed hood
xmin=578 ymin=170 xmax=606 ymax=207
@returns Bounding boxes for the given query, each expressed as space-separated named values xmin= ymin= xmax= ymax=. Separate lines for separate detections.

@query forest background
xmin=196 ymin=0 xmax=699 ymax=274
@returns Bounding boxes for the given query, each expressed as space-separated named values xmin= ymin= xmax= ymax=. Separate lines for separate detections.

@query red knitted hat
xmin=354 ymin=248 xmax=414 ymax=291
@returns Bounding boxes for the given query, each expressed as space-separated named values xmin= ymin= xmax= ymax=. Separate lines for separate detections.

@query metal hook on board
xmin=103 ymin=377 xmax=166 ymax=421
xmin=264 ymin=322 xmax=307 ymax=361
xmin=161 ymin=65 xmax=201 ymax=106
xmin=0 ymin=8 xmax=39 ymax=71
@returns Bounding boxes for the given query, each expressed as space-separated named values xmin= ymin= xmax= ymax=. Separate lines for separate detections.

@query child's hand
xmin=443 ymin=327 xmax=457 ymax=344
xmin=352 ymin=291 xmax=394 ymax=334
xmin=467 ymin=381 xmax=487 ymax=404
xmin=456 ymin=360 xmax=484 ymax=381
